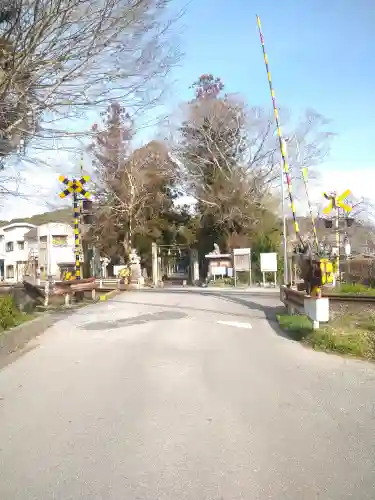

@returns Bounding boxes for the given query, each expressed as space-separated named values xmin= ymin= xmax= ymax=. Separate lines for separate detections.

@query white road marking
xmin=217 ymin=320 xmax=252 ymax=329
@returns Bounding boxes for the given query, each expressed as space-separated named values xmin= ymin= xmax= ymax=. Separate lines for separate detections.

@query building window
xmin=39 ymin=236 xmax=47 ymax=242
xmin=6 ymin=265 xmax=14 ymax=279
xmin=5 ymin=241 xmax=13 ymax=252
xmin=52 ymin=235 xmax=68 ymax=247
xmin=17 ymin=241 xmax=25 ymax=250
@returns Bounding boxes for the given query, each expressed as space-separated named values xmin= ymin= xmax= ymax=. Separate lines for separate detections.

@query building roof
xmin=2 ymin=222 xmax=36 ymax=232
xmin=24 ymin=228 xmax=38 ymax=239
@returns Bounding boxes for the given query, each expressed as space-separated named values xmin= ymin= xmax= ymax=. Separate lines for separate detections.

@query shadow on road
xmin=114 ymin=288 xmax=291 ymax=340
xmin=82 ymin=310 xmax=187 ymax=331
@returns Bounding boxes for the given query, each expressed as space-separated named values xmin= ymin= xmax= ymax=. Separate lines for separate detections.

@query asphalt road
xmin=0 ymin=288 xmax=375 ymax=499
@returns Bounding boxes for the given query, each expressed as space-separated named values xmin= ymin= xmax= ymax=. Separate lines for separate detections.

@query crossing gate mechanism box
xmin=304 ymin=297 xmax=329 ymax=324
xmin=318 ymin=258 xmax=334 ymax=285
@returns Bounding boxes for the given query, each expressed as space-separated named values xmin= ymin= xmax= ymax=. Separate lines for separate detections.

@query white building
xmin=0 ymin=222 xmax=36 ymax=281
xmin=0 ymin=222 xmax=76 ymax=282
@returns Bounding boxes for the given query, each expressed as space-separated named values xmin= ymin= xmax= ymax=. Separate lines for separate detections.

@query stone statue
xmin=129 ymin=248 xmax=142 ymax=282
xmin=213 ymin=243 xmax=221 ymax=255
xmin=100 ymin=257 xmax=110 ymax=278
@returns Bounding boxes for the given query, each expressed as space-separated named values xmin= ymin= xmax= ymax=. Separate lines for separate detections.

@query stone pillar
xmin=152 ymin=242 xmax=158 ymax=286
xmin=190 ymin=249 xmax=199 ymax=284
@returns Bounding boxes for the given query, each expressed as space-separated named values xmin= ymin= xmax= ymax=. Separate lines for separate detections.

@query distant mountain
xmin=0 ymin=208 xmax=72 ymax=228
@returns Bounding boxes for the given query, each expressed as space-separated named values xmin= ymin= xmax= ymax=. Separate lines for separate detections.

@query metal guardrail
xmin=51 ymin=277 xmax=97 ymax=306
xmin=280 ymin=287 xmax=306 ymax=311
xmin=95 ymin=279 xmax=121 ymax=289
xmin=0 ymin=278 xmax=120 ymax=292
xmin=280 ymin=286 xmax=330 ymax=329
xmin=282 ymin=286 xmax=375 ymax=306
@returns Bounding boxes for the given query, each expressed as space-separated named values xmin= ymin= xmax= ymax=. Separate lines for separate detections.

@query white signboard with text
xmin=233 ymin=248 xmax=251 ymax=271
xmin=212 ymin=266 xmax=227 ymax=276
xmin=233 ymin=248 xmax=251 ymax=255
xmin=260 ymin=252 xmax=278 ymax=273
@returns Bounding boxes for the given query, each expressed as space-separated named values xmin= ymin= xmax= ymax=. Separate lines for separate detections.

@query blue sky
xmin=172 ymin=0 xmax=374 ymax=171
xmin=3 ymin=0 xmax=375 ymax=219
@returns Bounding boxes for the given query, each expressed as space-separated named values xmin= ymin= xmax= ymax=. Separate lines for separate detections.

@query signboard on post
xmin=260 ymin=252 xmax=278 ymax=287
xmin=233 ymin=248 xmax=251 ymax=287
xmin=260 ymin=253 xmax=277 ymax=272
xmin=212 ymin=266 xmax=226 ymax=277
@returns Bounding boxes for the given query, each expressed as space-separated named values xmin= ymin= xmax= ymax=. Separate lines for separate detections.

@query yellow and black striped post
xmin=73 ymin=192 xmax=81 ymax=279
xmin=256 ymin=15 xmax=302 ymax=245
xmin=59 ymin=174 xmax=91 ymax=280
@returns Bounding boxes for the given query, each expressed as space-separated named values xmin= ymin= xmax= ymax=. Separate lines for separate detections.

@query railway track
xmin=284 ymin=286 xmax=375 ymax=308
xmin=323 ymin=293 xmax=375 ymax=303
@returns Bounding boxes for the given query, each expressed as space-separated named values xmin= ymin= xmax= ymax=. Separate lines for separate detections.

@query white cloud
xmin=312 ymin=167 xmax=375 ymax=203
xmin=284 ymin=164 xmax=375 ymax=219
xmin=0 ymin=149 xmax=89 ymax=220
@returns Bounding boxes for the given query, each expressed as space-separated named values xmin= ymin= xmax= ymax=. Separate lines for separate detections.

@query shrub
xmin=0 ymin=296 xmax=19 ymax=330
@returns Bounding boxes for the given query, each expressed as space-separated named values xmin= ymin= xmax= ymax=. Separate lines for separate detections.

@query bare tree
xmin=175 ymin=87 xmax=280 ymax=245
xmin=172 ymin=74 xmax=335 ymax=258
xmin=176 ymin=82 xmax=333 ymax=207
xmin=0 ymin=0 xmax=182 ymax=161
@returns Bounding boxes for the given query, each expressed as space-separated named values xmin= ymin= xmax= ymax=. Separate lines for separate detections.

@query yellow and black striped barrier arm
xmin=256 ymin=15 xmax=302 ymax=245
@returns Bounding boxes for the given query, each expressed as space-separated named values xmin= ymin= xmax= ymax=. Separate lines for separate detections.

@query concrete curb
xmin=0 ymin=313 xmax=57 ymax=359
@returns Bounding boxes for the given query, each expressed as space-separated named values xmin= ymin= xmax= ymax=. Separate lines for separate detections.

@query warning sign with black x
xmin=58 ymin=175 xmax=91 ymax=199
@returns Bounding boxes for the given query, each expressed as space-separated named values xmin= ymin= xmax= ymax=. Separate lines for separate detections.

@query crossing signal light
xmin=82 ymin=214 xmax=94 ymax=225
xmin=81 ymin=199 xmax=94 ymax=224
xmin=82 ymin=199 xmax=93 ymax=211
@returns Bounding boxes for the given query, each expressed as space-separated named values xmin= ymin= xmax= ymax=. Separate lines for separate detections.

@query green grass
xmin=277 ymin=312 xmax=375 ymax=360
xmin=330 ymin=283 xmax=375 ymax=296
xmin=277 ymin=314 xmax=314 ymax=341
xmin=209 ymin=277 xmax=235 ymax=287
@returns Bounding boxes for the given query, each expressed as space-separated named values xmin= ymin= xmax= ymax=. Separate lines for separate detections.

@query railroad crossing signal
xmin=58 ymin=175 xmax=91 ymax=199
xmin=58 ymin=174 xmax=91 ymax=280
xmin=323 ymin=190 xmax=352 ymax=215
